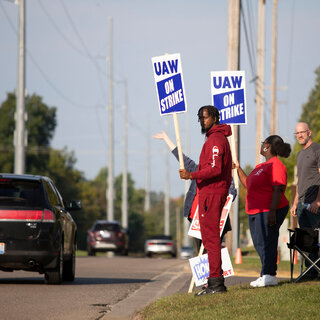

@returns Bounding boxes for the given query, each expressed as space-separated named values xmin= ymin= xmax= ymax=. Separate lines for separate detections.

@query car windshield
xmin=94 ymin=223 xmax=120 ymax=232
xmin=0 ymin=179 xmax=46 ymax=208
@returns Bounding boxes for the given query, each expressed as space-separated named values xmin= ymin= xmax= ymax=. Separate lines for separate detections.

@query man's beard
xmin=201 ymin=124 xmax=212 ymax=135
xmin=298 ymin=136 xmax=310 ymax=146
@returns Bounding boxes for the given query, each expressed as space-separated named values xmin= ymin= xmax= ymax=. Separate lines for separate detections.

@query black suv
xmin=0 ymin=174 xmax=81 ymax=284
xmin=87 ymin=220 xmax=128 ymax=256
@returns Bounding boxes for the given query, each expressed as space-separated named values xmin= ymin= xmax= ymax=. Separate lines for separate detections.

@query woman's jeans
xmin=248 ymin=206 xmax=289 ymax=276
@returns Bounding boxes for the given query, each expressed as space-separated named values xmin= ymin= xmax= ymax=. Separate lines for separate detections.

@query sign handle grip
xmin=173 ymin=113 xmax=184 ymax=169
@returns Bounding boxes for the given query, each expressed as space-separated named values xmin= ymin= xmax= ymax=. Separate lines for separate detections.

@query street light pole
xmin=107 ymin=16 xmax=114 ymax=221
xmin=14 ymin=0 xmax=27 ymax=174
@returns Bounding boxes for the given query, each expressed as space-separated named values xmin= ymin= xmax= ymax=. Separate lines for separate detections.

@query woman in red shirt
xmin=233 ymin=135 xmax=291 ymax=287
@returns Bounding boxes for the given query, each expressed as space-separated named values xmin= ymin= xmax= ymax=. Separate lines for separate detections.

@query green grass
xmin=136 ymin=281 xmax=320 ymax=320
xmin=76 ymin=250 xmax=88 ymax=257
xmin=230 ymin=246 xmax=298 ymax=276
xmin=231 ymin=255 xmax=294 ymax=274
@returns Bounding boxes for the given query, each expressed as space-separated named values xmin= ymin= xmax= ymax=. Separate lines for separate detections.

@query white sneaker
xmin=250 ymin=275 xmax=278 ymax=288
xmin=263 ymin=275 xmax=278 ymax=286
xmin=250 ymin=276 xmax=264 ymax=287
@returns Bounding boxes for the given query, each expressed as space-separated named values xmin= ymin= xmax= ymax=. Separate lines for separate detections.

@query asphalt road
xmin=0 ymin=255 xmax=264 ymax=320
xmin=0 ymin=256 xmax=193 ymax=320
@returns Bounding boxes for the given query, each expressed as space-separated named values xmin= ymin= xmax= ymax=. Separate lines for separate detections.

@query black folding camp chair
xmin=287 ymin=227 xmax=320 ymax=282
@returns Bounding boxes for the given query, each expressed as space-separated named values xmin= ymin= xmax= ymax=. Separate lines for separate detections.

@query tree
xmin=0 ymin=92 xmax=88 ymax=246
xmin=0 ymin=91 xmax=187 ymax=253
xmin=299 ymin=66 xmax=320 ymax=143
xmin=0 ymin=92 xmax=57 ymax=173
xmin=283 ymin=66 xmax=320 ymax=203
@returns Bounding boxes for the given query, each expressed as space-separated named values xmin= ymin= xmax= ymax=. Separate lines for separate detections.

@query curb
xmin=104 ymin=263 xmax=298 ymax=319
xmin=105 ymin=262 xmax=190 ymax=320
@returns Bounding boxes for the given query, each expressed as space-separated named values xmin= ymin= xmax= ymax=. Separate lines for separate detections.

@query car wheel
xmin=63 ymin=242 xmax=76 ymax=282
xmin=45 ymin=245 xmax=63 ymax=285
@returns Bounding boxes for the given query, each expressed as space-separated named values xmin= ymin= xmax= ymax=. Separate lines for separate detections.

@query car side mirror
xmin=67 ymin=200 xmax=82 ymax=211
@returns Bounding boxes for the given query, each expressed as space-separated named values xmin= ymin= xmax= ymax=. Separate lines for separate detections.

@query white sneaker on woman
xmin=250 ymin=275 xmax=278 ymax=287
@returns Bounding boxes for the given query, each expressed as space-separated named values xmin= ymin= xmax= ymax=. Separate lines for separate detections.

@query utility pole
xmin=256 ymin=0 xmax=265 ymax=165
xmin=107 ymin=16 xmax=114 ymax=221
xmin=227 ymin=0 xmax=240 ymax=257
xmin=14 ymin=0 xmax=27 ymax=174
xmin=270 ymin=0 xmax=278 ymax=135
xmin=121 ymin=79 xmax=128 ymax=229
xmin=144 ymin=118 xmax=150 ymax=211
xmin=164 ymin=119 xmax=170 ymax=236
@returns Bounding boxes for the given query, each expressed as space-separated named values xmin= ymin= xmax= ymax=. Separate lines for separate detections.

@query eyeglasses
xmin=294 ymin=130 xmax=309 ymax=136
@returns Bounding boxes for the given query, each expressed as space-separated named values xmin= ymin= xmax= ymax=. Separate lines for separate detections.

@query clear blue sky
xmin=0 ymin=0 xmax=319 ymax=197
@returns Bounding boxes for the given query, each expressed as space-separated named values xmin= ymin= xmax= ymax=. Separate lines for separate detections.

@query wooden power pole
xmin=255 ymin=0 xmax=266 ymax=165
xmin=270 ymin=0 xmax=278 ymax=135
xmin=227 ymin=0 xmax=240 ymax=257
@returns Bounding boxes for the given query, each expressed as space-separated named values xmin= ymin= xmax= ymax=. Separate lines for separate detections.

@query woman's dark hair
xmin=197 ymin=105 xmax=220 ymax=124
xmin=265 ymin=135 xmax=291 ymax=158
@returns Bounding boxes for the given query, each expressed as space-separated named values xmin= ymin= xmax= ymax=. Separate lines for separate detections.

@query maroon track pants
xmin=198 ymin=192 xmax=227 ymax=278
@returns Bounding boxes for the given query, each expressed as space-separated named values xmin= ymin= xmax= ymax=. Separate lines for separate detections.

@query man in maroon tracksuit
xmin=179 ymin=105 xmax=232 ymax=295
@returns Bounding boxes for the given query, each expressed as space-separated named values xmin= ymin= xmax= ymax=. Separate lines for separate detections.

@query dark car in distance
xmin=87 ymin=220 xmax=128 ymax=256
xmin=0 ymin=174 xmax=81 ymax=284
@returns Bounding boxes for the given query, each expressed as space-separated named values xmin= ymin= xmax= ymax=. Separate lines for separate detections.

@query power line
xmin=286 ymin=0 xmax=295 ymax=102
xmin=59 ymin=0 xmax=107 ymax=102
xmin=0 ymin=1 xmax=101 ymax=109
xmin=240 ymin=2 xmax=256 ymax=80
xmin=247 ymin=0 xmax=257 ymax=69
xmin=38 ymin=0 xmax=87 ymax=58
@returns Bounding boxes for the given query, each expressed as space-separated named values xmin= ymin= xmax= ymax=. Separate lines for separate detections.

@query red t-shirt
xmin=245 ymin=156 xmax=289 ymax=215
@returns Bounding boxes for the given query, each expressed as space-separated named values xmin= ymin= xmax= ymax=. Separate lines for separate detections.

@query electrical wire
xmin=59 ymin=0 xmax=107 ymax=102
xmin=240 ymin=1 xmax=256 ymax=80
xmin=38 ymin=0 xmax=88 ymax=58
xmin=285 ymin=0 xmax=295 ymax=106
xmin=0 ymin=1 xmax=102 ymax=109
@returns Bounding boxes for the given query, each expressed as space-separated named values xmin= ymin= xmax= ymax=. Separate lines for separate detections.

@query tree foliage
xmin=0 ymin=91 xmax=189 ymax=252
xmin=299 ymin=66 xmax=320 ymax=142
xmin=0 ymin=92 xmax=57 ymax=173
xmin=282 ymin=66 xmax=320 ymax=203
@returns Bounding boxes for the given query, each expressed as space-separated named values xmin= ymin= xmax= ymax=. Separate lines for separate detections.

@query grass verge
xmin=136 ymin=281 xmax=320 ymax=320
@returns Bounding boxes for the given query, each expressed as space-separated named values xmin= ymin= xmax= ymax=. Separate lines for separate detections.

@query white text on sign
xmin=220 ymin=92 xmax=244 ymax=121
xmin=161 ymin=78 xmax=184 ymax=112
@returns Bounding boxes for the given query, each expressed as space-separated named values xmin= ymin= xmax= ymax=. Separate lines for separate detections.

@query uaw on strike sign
xmin=211 ymin=71 xmax=247 ymax=125
xmin=152 ymin=53 xmax=187 ymax=116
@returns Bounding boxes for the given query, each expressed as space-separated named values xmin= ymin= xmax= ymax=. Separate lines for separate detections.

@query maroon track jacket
xmin=190 ymin=124 xmax=232 ymax=195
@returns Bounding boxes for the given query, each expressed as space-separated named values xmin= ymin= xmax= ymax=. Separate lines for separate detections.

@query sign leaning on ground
xmin=152 ymin=53 xmax=187 ymax=116
xmin=211 ymin=70 xmax=247 ymax=125
xmin=189 ymin=249 xmax=234 ymax=287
